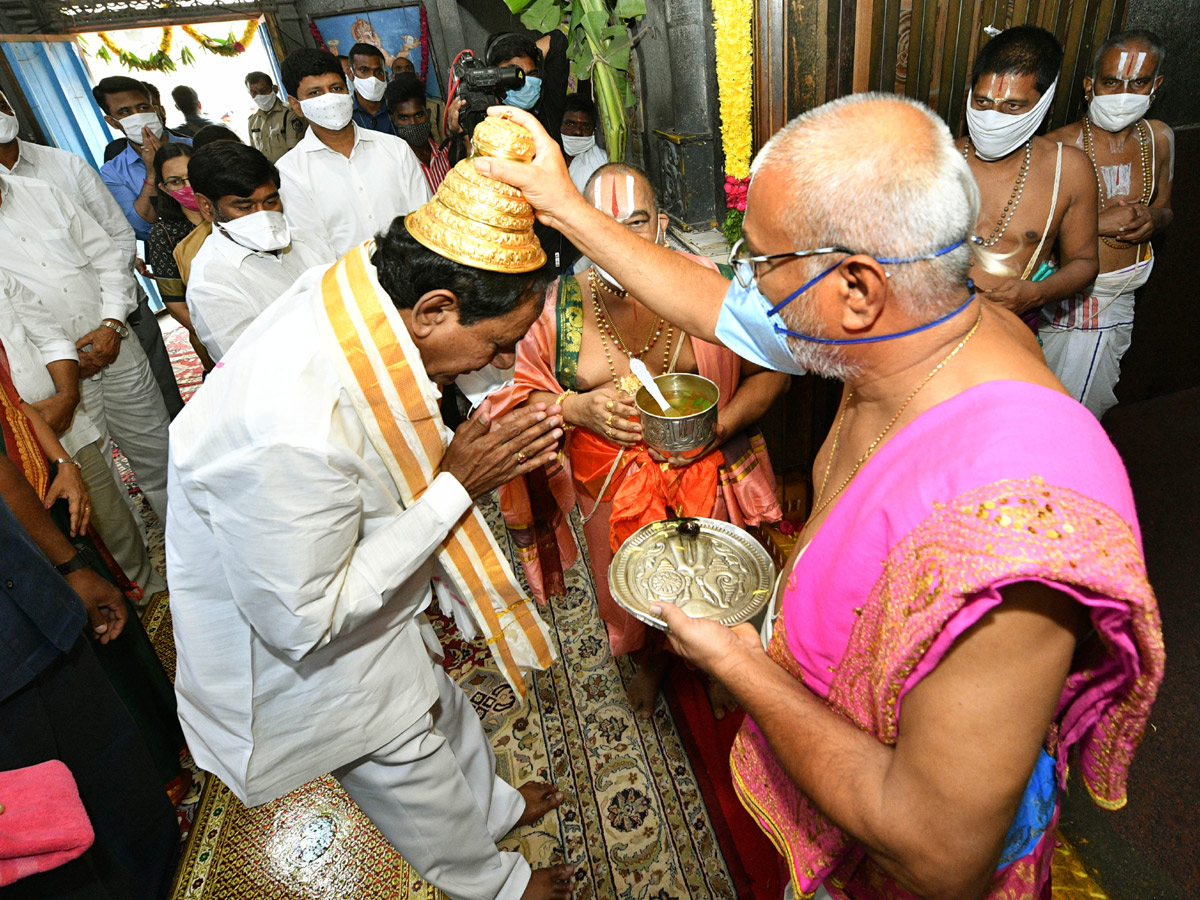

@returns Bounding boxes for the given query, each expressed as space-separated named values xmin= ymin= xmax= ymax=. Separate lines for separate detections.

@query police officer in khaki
xmin=245 ymin=71 xmax=305 ymax=163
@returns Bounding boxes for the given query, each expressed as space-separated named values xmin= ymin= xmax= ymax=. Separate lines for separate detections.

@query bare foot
xmin=514 ymin=781 xmax=565 ymax=828
xmin=520 ymin=865 xmax=575 ymax=899
xmin=705 ymin=677 xmax=740 ymax=720
xmin=626 ymin=650 xmax=671 ymax=719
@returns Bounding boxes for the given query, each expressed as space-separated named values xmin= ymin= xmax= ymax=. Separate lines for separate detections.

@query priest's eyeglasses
xmin=727 ymin=238 xmax=853 ymax=289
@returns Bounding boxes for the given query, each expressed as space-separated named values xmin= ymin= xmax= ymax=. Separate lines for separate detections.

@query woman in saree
xmin=487 ymin=163 xmax=786 ymax=717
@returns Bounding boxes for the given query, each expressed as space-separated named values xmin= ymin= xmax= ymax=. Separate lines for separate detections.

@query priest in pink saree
xmin=475 ymin=97 xmax=1165 ymax=900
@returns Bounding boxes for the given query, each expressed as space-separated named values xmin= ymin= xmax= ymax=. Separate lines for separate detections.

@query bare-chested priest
xmin=958 ymin=26 xmax=1098 ymax=326
xmin=1042 ymin=29 xmax=1174 ymax=417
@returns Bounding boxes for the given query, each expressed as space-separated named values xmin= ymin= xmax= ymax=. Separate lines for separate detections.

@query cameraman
xmin=447 ymin=30 xmax=569 ymax=154
xmin=486 ymin=31 xmax=568 ymax=147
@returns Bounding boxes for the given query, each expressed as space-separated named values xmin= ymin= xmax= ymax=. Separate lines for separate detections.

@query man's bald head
xmin=749 ymin=93 xmax=981 ymax=318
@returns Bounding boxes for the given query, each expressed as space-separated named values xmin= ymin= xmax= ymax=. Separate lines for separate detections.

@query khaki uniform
xmin=248 ymin=97 xmax=305 ymax=163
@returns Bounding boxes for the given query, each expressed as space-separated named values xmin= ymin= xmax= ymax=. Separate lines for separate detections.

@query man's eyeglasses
xmin=727 ymin=237 xmax=852 ymax=288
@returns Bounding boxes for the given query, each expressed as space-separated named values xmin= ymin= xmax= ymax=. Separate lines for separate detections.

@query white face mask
xmin=353 ymin=75 xmax=387 ymax=103
xmin=119 ymin=111 xmax=164 ymax=144
xmin=562 ymin=134 xmax=596 ymax=157
xmin=218 ymin=210 xmax=291 ymax=253
xmin=299 ymin=92 xmax=354 ymax=131
xmin=1088 ymin=92 xmax=1153 ymax=133
xmin=252 ymin=92 xmax=278 ymax=112
xmin=0 ymin=111 xmax=18 ymax=143
xmin=965 ymin=78 xmax=1058 ymax=161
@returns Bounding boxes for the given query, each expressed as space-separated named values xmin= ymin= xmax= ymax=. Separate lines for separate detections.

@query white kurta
xmin=276 ymin=125 xmax=431 ymax=258
xmin=0 ymin=173 xmax=171 ymax=519
xmin=0 ymin=272 xmax=101 ymax=455
xmin=0 ymin=139 xmax=137 ymax=265
xmin=186 ymin=227 xmax=335 ymax=361
xmin=168 ymin=264 xmax=472 ymax=805
xmin=168 ymin=263 xmax=532 ymax=897
xmin=568 ymin=142 xmax=609 ymax=195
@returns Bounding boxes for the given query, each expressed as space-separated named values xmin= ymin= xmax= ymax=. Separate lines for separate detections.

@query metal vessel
xmin=609 ymin=517 xmax=775 ymax=630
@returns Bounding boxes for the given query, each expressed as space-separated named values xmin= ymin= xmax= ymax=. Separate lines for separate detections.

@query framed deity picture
xmin=312 ymin=3 xmax=442 ymax=98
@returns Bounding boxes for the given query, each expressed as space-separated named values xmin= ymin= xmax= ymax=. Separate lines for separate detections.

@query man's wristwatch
xmin=101 ymin=319 xmax=129 ymax=339
xmin=54 ymin=553 xmax=89 ymax=576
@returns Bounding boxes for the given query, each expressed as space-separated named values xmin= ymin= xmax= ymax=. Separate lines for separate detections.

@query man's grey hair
xmin=1090 ymin=29 xmax=1166 ymax=81
xmin=750 ymin=92 xmax=1004 ymax=320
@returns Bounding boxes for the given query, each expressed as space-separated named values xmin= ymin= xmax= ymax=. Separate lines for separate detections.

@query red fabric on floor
xmin=666 ymin=663 xmax=785 ymax=900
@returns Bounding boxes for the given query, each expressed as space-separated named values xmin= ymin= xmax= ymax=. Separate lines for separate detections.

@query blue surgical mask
xmin=713 ymin=239 xmax=971 ymax=374
xmin=504 ymin=75 xmax=543 ymax=110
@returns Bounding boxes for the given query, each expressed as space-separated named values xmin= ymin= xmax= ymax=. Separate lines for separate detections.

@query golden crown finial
xmin=404 ymin=116 xmax=546 ymax=273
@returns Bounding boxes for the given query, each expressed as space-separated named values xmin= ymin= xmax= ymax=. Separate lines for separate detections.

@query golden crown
xmin=404 ymin=116 xmax=546 ymax=273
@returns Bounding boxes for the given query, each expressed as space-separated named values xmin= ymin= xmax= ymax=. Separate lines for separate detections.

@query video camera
xmin=451 ymin=50 xmax=525 ymax=138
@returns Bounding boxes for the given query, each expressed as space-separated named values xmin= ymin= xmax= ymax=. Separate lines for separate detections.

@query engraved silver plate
xmin=608 ymin=517 xmax=776 ymax=630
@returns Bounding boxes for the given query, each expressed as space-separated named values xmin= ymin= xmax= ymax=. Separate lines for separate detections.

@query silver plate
xmin=608 ymin=517 xmax=776 ymax=630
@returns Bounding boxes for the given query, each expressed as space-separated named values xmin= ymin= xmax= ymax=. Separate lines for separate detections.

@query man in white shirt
xmin=275 ymin=49 xmax=430 ymax=257
xmin=186 ymin=141 xmax=335 ymax=361
xmin=0 ymin=173 xmax=171 ymax=523
xmin=168 ymin=216 xmax=573 ymax=900
xmin=0 ymin=272 xmax=166 ymax=601
xmin=2 ymin=88 xmax=184 ymax=421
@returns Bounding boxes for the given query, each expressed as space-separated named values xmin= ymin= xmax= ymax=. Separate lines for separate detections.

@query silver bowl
xmin=634 ymin=373 xmax=720 ymax=462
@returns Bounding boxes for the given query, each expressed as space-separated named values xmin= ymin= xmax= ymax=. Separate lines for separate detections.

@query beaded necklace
xmin=1082 ymin=117 xmax=1153 ymax=250
xmin=587 ymin=270 xmax=674 ymax=394
xmin=588 ymin=268 xmax=665 ymax=358
xmin=963 ymin=138 xmax=1032 ymax=247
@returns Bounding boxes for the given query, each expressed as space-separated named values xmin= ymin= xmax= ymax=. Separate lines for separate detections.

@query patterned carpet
xmin=143 ymin=494 xmax=734 ymax=900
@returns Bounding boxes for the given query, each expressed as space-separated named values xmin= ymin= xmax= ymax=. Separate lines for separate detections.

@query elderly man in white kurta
xmin=0 ymin=173 xmax=171 ymax=522
xmin=167 ymin=214 xmax=575 ymax=900
xmin=0 ymin=272 xmax=166 ymax=600
xmin=0 ymin=89 xmax=184 ymax=419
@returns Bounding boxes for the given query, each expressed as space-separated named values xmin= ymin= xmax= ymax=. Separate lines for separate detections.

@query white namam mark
xmin=1100 ymin=162 xmax=1132 ymax=199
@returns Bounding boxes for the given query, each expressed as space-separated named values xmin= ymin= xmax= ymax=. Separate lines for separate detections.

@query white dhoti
xmin=1038 ymin=255 xmax=1153 ymax=418
xmin=332 ymin=662 xmax=530 ymax=900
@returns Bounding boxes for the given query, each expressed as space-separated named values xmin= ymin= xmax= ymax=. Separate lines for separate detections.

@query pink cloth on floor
xmin=0 ymin=760 xmax=94 ymax=885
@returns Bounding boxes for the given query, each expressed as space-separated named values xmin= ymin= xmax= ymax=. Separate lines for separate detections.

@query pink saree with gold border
xmin=730 ymin=380 xmax=1164 ymax=900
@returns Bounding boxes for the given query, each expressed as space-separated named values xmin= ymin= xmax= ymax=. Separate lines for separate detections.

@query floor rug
xmin=146 ymin=492 xmax=737 ymax=899
xmin=163 ymin=323 xmax=205 ymax=403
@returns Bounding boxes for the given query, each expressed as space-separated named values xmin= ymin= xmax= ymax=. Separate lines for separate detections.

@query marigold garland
xmin=96 ymin=27 xmax=175 ymax=72
xmin=91 ymin=22 xmax=257 ymax=73
xmin=712 ymin=0 xmax=753 ymax=179
xmin=712 ymin=0 xmax=753 ymax=241
xmin=181 ymin=20 xmax=260 ymax=56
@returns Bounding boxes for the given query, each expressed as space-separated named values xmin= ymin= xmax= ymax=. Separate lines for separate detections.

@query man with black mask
xmin=385 ymin=74 xmax=451 ymax=193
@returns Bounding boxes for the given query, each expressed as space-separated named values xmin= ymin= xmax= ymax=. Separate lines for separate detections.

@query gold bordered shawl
xmin=314 ymin=242 xmax=556 ymax=696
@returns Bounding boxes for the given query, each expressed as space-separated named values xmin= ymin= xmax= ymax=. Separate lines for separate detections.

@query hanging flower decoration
xmin=418 ymin=5 xmax=431 ymax=82
xmin=95 ymin=27 xmax=176 ymax=72
xmin=711 ymin=0 xmax=753 ymax=243
xmin=88 ymin=21 xmax=259 ymax=73
xmin=181 ymin=20 xmax=260 ymax=57
xmin=309 ymin=20 xmax=329 ymax=52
